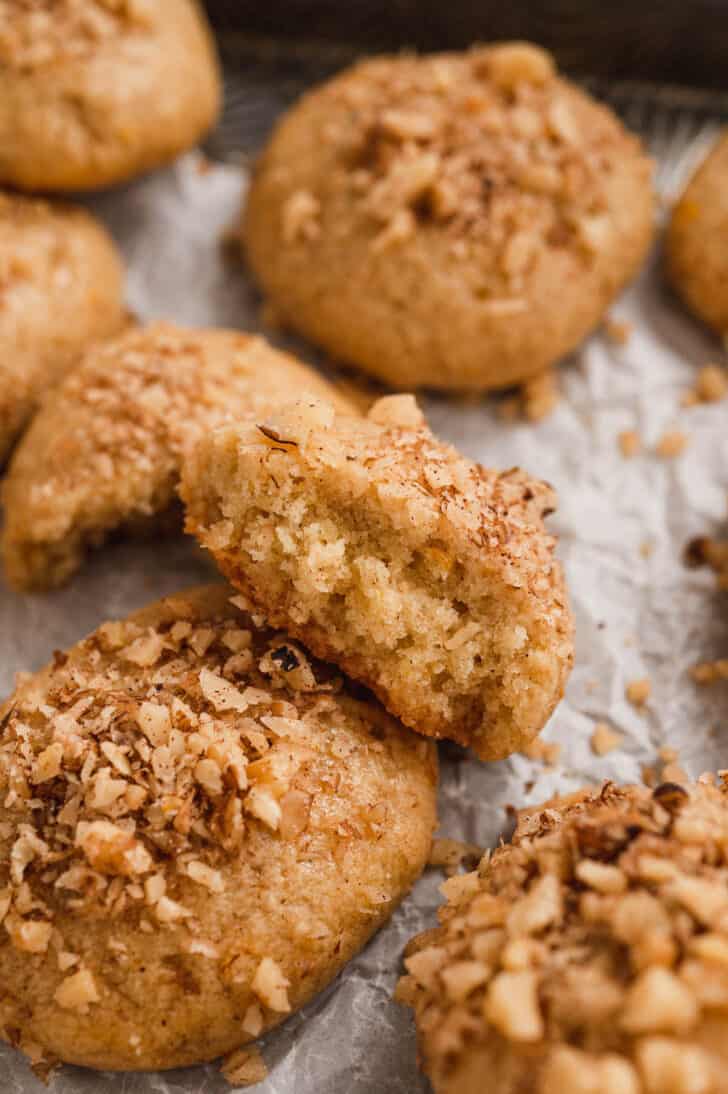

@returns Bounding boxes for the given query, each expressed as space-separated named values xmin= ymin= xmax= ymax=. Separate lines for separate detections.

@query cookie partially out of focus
xmin=181 ymin=395 xmax=573 ymax=760
xmin=0 ymin=584 xmax=438 ymax=1074
xmin=0 ymin=0 xmax=221 ymax=191
xmin=0 ymin=190 xmax=125 ymax=465
xmin=243 ymin=42 xmax=654 ymax=391
xmin=666 ymin=131 xmax=728 ymax=335
xmin=398 ymin=778 xmax=728 ymax=1094
xmin=1 ymin=322 xmax=354 ymax=592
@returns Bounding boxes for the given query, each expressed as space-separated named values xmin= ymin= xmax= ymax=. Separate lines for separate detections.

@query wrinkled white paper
xmin=2 ymin=85 xmax=728 ymax=1094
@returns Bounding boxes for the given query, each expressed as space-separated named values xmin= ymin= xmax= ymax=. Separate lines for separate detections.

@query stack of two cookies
xmin=0 ymin=371 xmax=573 ymax=1079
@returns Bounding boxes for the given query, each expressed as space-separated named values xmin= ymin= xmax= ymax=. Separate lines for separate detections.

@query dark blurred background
xmin=203 ymin=0 xmax=728 ymax=87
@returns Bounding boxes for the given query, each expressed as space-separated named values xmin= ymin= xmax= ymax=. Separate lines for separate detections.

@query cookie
xmin=666 ymin=131 xmax=728 ymax=334
xmin=0 ymin=0 xmax=221 ymax=191
xmin=1 ymin=322 xmax=354 ymax=592
xmin=243 ymin=42 xmax=654 ymax=392
xmin=398 ymin=778 xmax=728 ymax=1094
xmin=0 ymin=584 xmax=438 ymax=1073
xmin=0 ymin=191 xmax=125 ymax=465
xmin=181 ymin=395 xmax=573 ymax=760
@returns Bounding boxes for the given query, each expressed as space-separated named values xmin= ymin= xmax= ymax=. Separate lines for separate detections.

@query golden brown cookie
xmin=0 ymin=584 xmax=438 ymax=1073
xmin=0 ymin=0 xmax=221 ymax=191
xmin=398 ymin=778 xmax=728 ymax=1094
xmin=243 ymin=42 xmax=654 ymax=392
xmin=181 ymin=395 xmax=573 ymax=760
xmin=1 ymin=322 xmax=354 ymax=592
xmin=666 ymin=131 xmax=728 ymax=334
xmin=0 ymin=191 xmax=125 ymax=464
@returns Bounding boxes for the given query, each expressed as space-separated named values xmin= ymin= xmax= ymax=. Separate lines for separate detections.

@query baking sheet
xmin=3 ymin=48 xmax=728 ymax=1094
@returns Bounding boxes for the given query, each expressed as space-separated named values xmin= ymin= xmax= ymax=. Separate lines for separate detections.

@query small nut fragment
xmin=618 ymin=430 xmax=641 ymax=459
xmin=655 ymin=429 xmax=688 ymax=459
xmin=485 ymin=969 xmax=543 ymax=1041
xmin=621 ymin=967 xmax=698 ymax=1035
xmin=575 ymin=859 xmax=627 ymax=894
xmin=54 ymin=968 xmax=100 ymax=1013
xmin=507 ymin=873 xmax=562 ymax=936
xmin=221 ymin=1046 xmax=268 ymax=1087
xmin=186 ymin=860 xmax=225 ymax=893
xmin=440 ymin=960 xmax=489 ymax=1002
xmin=484 ymin=42 xmax=555 ymax=90
xmin=30 ymin=742 xmax=63 ymax=783
xmin=626 ymin=677 xmax=651 ymax=707
xmin=636 ymin=1037 xmax=716 ymax=1094
xmin=590 ymin=723 xmax=623 ymax=756
xmin=252 ymin=956 xmax=290 ymax=1012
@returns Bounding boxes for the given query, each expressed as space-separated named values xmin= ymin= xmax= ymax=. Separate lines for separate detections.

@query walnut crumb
xmin=221 ymin=1046 xmax=268 ymax=1088
xmin=618 ymin=429 xmax=641 ymax=458
xmin=429 ymin=838 xmax=483 ymax=876
xmin=655 ymin=429 xmax=688 ymax=458
xmin=626 ymin=677 xmax=651 ymax=707
xmin=521 ymin=370 xmax=559 ymax=422
xmin=522 ymin=738 xmax=561 ymax=766
xmin=590 ymin=722 xmax=623 ymax=756
xmin=683 ymin=364 xmax=728 ymax=406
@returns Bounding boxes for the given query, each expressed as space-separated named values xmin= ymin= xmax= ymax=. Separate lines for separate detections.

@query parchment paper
xmin=3 ymin=72 xmax=728 ymax=1094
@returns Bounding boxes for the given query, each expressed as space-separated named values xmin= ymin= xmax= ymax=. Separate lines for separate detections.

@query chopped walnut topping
xmin=54 ymin=968 xmax=99 ymax=1013
xmin=485 ymin=969 xmax=543 ymax=1040
xmin=252 ymin=956 xmax=290 ymax=1013
xmin=399 ymin=779 xmax=728 ymax=1091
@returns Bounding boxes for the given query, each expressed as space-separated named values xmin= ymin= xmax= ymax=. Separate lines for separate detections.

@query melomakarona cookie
xmin=243 ymin=42 xmax=654 ymax=391
xmin=666 ymin=131 xmax=728 ymax=334
xmin=0 ymin=190 xmax=125 ymax=464
xmin=398 ymin=778 xmax=728 ymax=1094
xmin=0 ymin=584 xmax=438 ymax=1073
xmin=181 ymin=395 xmax=573 ymax=760
xmin=0 ymin=0 xmax=221 ymax=191
xmin=1 ymin=322 xmax=354 ymax=591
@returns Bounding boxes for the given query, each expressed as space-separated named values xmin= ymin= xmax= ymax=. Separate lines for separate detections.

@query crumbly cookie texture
xmin=667 ymin=130 xmax=728 ymax=334
xmin=0 ymin=584 xmax=438 ymax=1073
xmin=181 ymin=395 xmax=573 ymax=760
xmin=243 ymin=41 xmax=654 ymax=392
xmin=398 ymin=778 xmax=728 ymax=1094
xmin=0 ymin=0 xmax=221 ymax=191
xmin=0 ymin=191 xmax=125 ymax=464
xmin=1 ymin=322 xmax=354 ymax=592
